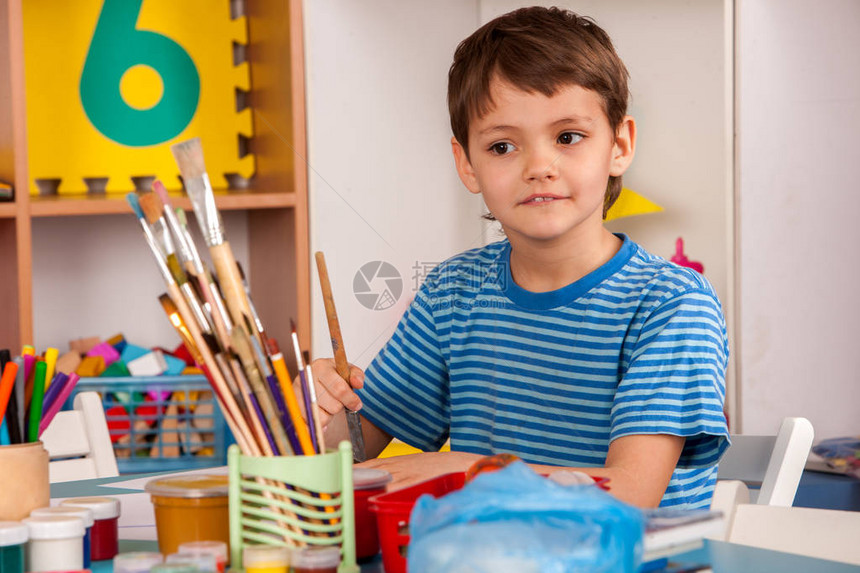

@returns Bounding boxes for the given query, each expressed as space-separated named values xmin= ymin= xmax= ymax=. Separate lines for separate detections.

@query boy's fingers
xmin=349 ymin=364 xmax=365 ymax=389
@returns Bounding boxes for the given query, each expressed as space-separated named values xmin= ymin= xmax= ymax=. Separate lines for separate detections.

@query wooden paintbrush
xmin=171 ymin=138 xmax=260 ymax=350
xmin=151 ymin=181 xmax=234 ymax=351
xmin=158 ymin=293 xmax=259 ymax=456
xmin=314 ymin=252 xmax=366 ymax=462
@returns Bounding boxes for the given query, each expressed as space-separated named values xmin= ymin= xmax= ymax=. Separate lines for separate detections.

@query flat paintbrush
xmin=141 ymin=191 xmax=213 ymax=334
xmin=171 ymin=138 xmax=260 ymax=350
xmin=314 ymin=252 xmax=366 ymax=462
xmin=152 ymin=181 xmax=234 ymax=350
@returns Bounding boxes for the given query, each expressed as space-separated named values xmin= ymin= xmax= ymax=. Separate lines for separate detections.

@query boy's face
xmin=452 ymin=78 xmax=634 ymax=247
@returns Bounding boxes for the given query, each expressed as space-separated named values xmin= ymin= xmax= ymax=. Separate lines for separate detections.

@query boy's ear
xmin=609 ymin=116 xmax=636 ymax=177
xmin=451 ymin=137 xmax=482 ymax=195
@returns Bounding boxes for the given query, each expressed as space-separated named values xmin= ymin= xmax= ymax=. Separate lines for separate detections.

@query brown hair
xmin=448 ymin=7 xmax=630 ymax=217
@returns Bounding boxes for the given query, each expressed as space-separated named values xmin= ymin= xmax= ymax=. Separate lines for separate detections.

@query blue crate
xmin=68 ymin=376 xmax=233 ymax=473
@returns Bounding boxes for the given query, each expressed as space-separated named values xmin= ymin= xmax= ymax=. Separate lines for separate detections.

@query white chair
xmin=709 ymin=417 xmax=814 ymax=535
xmin=727 ymin=503 xmax=860 ymax=565
xmin=40 ymin=391 xmax=119 ymax=483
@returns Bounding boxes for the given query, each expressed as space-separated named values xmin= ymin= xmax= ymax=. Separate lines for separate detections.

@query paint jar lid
xmin=178 ymin=540 xmax=228 ymax=561
xmin=166 ymin=552 xmax=217 ymax=572
xmin=114 ymin=552 xmax=165 ymax=573
xmin=353 ymin=468 xmax=392 ymax=490
xmin=145 ymin=475 xmax=229 ymax=498
xmin=243 ymin=545 xmax=290 ymax=568
xmin=290 ymin=546 xmax=341 ymax=569
xmin=23 ymin=515 xmax=85 ymax=540
xmin=31 ymin=505 xmax=95 ymax=528
xmin=60 ymin=496 xmax=121 ymax=519
xmin=151 ymin=564 xmax=199 ymax=573
xmin=0 ymin=521 xmax=28 ymax=546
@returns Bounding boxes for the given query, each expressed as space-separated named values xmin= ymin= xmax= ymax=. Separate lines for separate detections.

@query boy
xmin=310 ymin=7 xmax=728 ymax=509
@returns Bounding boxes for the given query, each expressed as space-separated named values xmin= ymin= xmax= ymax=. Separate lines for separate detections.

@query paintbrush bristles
xmin=139 ymin=192 xmax=163 ymax=225
xmin=171 ymin=137 xmax=207 ymax=181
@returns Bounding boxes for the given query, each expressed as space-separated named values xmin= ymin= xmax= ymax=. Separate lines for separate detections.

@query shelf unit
xmin=0 ymin=0 xmax=311 ymax=357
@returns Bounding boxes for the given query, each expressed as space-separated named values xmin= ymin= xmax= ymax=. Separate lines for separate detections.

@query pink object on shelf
xmin=86 ymin=342 xmax=120 ymax=367
xmin=670 ymin=237 xmax=704 ymax=274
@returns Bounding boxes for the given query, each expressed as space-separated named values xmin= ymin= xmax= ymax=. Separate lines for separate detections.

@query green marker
xmin=28 ymin=360 xmax=47 ymax=442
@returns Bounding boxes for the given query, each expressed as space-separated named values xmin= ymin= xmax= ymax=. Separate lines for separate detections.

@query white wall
xmin=304 ymin=1 xmax=486 ymax=366
xmin=736 ymin=0 xmax=860 ymax=436
xmin=32 ymin=212 xmax=249 ymax=351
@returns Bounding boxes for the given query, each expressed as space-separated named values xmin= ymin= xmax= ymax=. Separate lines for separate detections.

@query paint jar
xmin=145 ymin=475 xmax=230 ymax=556
xmin=289 ymin=546 xmax=340 ymax=573
xmin=242 ymin=545 xmax=290 ymax=573
xmin=0 ymin=521 xmax=28 ymax=573
xmin=166 ymin=551 xmax=217 ymax=572
xmin=352 ymin=468 xmax=391 ymax=560
xmin=178 ymin=540 xmax=228 ymax=572
xmin=113 ymin=551 xmax=165 ymax=573
xmin=23 ymin=515 xmax=85 ymax=572
xmin=151 ymin=564 xmax=199 ymax=573
xmin=31 ymin=505 xmax=94 ymax=568
xmin=0 ymin=442 xmax=49 ymax=521
xmin=60 ymin=496 xmax=120 ymax=560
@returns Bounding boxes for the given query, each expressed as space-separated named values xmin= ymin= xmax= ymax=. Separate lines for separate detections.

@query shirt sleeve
xmin=357 ymin=278 xmax=451 ymax=451
xmin=610 ymin=288 xmax=730 ymax=469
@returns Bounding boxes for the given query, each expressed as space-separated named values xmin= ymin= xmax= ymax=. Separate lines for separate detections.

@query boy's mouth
xmin=521 ymin=194 xmax=564 ymax=205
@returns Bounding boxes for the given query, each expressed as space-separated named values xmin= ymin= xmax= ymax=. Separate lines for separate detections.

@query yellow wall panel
xmin=23 ymin=0 xmax=254 ymax=194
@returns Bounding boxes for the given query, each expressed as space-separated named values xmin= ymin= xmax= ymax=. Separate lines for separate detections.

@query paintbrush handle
xmin=314 ymin=252 xmax=350 ymax=381
xmin=270 ymin=350 xmax=315 ymax=456
xmin=210 ymin=242 xmax=258 ymax=340
xmin=166 ymin=282 xmax=260 ymax=456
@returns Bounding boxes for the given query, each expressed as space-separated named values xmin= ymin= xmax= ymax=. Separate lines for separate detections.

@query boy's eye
xmin=557 ymin=132 xmax=583 ymax=145
xmin=489 ymin=142 xmax=514 ymax=155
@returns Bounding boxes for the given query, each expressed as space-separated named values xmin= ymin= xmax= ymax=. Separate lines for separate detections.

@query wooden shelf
xmin=0 ymin=0 xmax=311 ymax=354
xmin=26 ymin=189 xmax=298 ymax=217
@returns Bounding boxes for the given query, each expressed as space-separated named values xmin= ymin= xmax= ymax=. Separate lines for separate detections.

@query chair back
xmin=228 ymin=441 xmax=358 ymax=573
xmin=717 ymin=417 xmax=814 ymax=506
xmin=40 ymin=391 xmax=119 ymax=483
xmin=728 ymin=503 xmax=860 ymax=565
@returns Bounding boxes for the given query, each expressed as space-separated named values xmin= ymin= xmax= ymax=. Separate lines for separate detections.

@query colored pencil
xmin=38 ymin=373 xmax=80 ymax=435
xmin=0 ymin=361 xmax=18 ymax=428
xmin=28 ymin=360 xmax=47 ymax=442
xmin=13 ymin=356 xmax=25 ymax=442
xmin=314 ymin=251 xmax=367 ymax=462
xmin=43 ymin=347 xmax=58 ymax=390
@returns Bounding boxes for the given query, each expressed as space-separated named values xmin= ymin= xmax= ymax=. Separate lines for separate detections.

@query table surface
xmin=54 ymin=469 xmax=860 ymax=573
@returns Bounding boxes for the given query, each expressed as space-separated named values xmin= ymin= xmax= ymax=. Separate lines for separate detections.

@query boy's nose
xmin=523 ymin=146 xmax=560 ymax=182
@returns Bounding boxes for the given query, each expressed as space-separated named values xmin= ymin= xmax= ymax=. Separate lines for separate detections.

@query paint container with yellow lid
xmin=144 ymin=474 xmax=229 ymax=556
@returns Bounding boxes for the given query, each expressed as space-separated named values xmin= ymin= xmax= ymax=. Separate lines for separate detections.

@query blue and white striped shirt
xmin=359 ymin=235 xmax=729 ymax=508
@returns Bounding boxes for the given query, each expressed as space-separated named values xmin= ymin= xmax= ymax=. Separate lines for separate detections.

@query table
xmin=52 ymin=472 xmax=860 ymax=573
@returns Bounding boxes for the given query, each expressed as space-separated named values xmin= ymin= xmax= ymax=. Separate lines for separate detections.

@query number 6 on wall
xmin=80 ymin=0 xmax=200 ymax=147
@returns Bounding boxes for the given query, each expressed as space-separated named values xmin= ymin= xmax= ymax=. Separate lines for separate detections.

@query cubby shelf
xmin=0 ymin=0 xmax=311 ymax=356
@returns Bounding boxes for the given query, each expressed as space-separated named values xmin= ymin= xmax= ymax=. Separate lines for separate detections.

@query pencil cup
xmin=0 ymin=442 xmax=50 ymax=521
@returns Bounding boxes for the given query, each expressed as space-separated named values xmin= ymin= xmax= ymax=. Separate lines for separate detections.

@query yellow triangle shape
xmin=605 ymin=187 xmax=664 ymax=222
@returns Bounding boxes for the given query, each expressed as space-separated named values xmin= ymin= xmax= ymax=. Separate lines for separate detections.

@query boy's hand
xmin=299 ymin=358 xmax=365 ymax=426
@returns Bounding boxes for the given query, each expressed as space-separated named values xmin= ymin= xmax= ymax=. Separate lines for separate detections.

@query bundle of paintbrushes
xmin=124 ymin=137 xmax=322 ymax=462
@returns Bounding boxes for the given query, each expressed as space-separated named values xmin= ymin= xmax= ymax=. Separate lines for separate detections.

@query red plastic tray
xmin=368 ymin=471 xmax=609 ymax=573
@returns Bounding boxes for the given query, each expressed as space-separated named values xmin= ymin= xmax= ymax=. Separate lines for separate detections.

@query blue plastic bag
xmin=407 ymin=462 xmax=644 ymax=573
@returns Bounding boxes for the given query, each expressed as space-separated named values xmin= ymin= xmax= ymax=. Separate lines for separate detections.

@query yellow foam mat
xmin=23 ymin=0 xmax=253 ymax=194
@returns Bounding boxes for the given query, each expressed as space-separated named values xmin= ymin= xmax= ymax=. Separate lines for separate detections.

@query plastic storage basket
xmin=68 ymin=376 xmax=230 ymax=473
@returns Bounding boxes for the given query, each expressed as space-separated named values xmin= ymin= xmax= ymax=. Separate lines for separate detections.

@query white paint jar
xmin=22 ymin=515 xmax=84 ymax=572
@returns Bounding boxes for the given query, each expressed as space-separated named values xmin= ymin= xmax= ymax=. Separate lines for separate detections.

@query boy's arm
xmin=358 ymin=433 xmax=684 ymax=508
xmin=323 ymin=410 xmax=393 ymax=459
